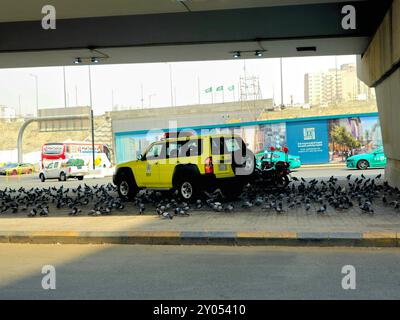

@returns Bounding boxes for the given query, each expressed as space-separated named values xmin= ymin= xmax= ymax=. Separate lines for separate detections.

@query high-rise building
xmin=304 ymin=63 xmax=375 ymax=106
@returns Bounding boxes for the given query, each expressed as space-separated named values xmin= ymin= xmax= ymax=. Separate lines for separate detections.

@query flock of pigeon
xmin=0 ymin=173 xmax=399 ymax=219
xmin=0 ymin=183 xmax=125 ymax=218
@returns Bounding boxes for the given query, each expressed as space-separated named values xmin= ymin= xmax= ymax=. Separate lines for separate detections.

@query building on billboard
xmin=304 ymin=63 xmax=375 ymax=106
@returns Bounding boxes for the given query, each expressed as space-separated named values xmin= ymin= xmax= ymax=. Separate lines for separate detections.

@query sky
xmin=0 ymin=55 xmax=356 ymax=116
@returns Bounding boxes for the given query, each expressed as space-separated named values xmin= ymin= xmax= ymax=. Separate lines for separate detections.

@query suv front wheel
xmin=115 ymin=170 xmax=138 ymax=201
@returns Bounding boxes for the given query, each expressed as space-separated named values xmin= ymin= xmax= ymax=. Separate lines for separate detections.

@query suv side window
xmin=212 ymin=137 xmax=245 ymax=155
xmin=225 ymin=138 xmax=241 ymax=152
xmin=166 ymin=142 xmax=180 ymax=158
xmin=179 ymin=139 xmax=202 ymax=157
xmin=167 ymin=140 xmax=202 ymax=158
xmin=146 ymin=143 xmax=166 ymax=160
xmin=211 ymin=137 xmax=225 ymax=155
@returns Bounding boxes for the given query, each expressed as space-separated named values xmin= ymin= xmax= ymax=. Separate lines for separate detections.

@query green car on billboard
xmin=346 ymin=146 xmax=386 ymax=170
xmin=255 ymin=149 xmax=302 ymax=170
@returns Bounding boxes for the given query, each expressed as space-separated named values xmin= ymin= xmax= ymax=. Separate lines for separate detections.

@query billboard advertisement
xmin=286 ymin=120 xmax=330 ymax=164
xmin=328 ymin=115 xmax=382 ymax=163
xmin=114 ymin=113 xmax=381 ymax=166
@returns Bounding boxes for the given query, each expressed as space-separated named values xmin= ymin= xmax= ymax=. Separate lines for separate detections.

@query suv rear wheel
xmin=175 ymin=176 xmax=201 ymax=202
xmin=39 ymin=173 xmax=45 ymax=182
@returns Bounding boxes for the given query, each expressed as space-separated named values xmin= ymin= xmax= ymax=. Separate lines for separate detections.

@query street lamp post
xmin=63 ymin=67 xmax=67 ymax=108
xmin=280 ymin=58 xmax=284 ymax=108
xmin=148 ymin=93 xmax=156 ymax=108
xmin=29 ymin=74 xmax=39 ymax=117
xmin=88 ymin=66 xmax=95 ymax=171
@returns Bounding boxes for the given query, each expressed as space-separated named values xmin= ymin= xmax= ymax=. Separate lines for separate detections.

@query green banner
xmin=216 ymin=86 xmax=224 ymax=92
xmin=228 ymin=85 xmax=235 ymax=91
xmin=205 ymin=87 xmax=212 ymax=93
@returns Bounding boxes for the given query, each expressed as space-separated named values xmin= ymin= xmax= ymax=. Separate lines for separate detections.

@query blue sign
xmin=286 ymin=120 xmax=329 ymax=164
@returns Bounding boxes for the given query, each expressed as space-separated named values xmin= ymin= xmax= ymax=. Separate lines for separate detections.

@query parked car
xmin=255 ymin=149 xmax=302 ymax=170
xmin=39 ymin=159 xmax=88 ymax=182
xmin=113 ymin=133 xmax=256 ymax=201
xmin=346 ymin=146 xmax=387 ymax=170
xmin=0 ymin=163 xmax=16 ymax=175
xmin=0 ymin=163 xmax=34 ymax=175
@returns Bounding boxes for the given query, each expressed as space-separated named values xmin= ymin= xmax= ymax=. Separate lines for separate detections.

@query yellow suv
xmin=113 ymin=133 xmax=255 ymax=201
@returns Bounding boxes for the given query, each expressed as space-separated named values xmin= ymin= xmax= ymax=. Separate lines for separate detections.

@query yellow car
xmin=113 ymin=133 xmax=255 ymax=201
xmin=2 ymin=163 xmax=35 ymax=175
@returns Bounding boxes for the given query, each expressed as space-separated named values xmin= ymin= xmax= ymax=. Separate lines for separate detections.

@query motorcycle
xmin=256 ymin=146 xmax=291 ymax=189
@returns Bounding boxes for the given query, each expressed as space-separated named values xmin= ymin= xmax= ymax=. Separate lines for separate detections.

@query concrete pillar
xmin=358 ymin=0 xmax=400 ymax=186
xmin=375 ymin=68 xmax=400 ymax=187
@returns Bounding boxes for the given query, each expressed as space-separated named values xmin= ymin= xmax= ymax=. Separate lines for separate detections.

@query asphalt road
xmin=0 ymin=167 xmax=384 ymax=189
xmin=0 ymin=244 xmax=399 ymax=300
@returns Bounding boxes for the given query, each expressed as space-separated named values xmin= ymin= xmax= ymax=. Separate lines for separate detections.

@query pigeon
xmin=27 ymin=208 xmax=37 ymax=217
xmin=162 ymin=212 xmax=173 ymax=220
xmin=317 ymin=204 xmax=327 ymax=214
xmin=69 ymin=207 xmax=81 ymax=216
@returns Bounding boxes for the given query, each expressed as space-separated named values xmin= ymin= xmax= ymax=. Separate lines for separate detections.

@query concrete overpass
xmin=0 ymin=0 xmax=398 ymax=184
xmin=0 ymin=0 xmax=391 ymax=66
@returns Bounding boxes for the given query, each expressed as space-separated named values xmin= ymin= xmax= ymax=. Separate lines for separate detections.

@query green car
xmin=255 ymin=150 xmax=302 ymax=170
xmin=346 ymin=146 xmax=387 ymax=170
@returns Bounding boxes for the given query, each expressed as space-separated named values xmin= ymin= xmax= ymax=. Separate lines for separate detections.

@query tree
xmin=330 ymin=125 xmax=361 ymax=160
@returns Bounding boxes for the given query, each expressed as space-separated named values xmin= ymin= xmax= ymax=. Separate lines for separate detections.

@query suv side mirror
xmin=138 ymin=154 xmax=144 ymax=161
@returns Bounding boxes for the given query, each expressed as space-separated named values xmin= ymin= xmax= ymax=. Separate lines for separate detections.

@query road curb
xmin=0 ymin=231 xmax=398 ymax=247
xmin=300 ymin=164 xmax=346 ymax=169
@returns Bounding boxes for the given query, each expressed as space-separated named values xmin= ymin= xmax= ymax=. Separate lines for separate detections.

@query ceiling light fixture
xmin=255 ymin=50 xmax=263 ymax=57
xmin=233 ymin=51 xmax=241 ymax=58
xmin=73 ymin=57 xmax=82 ymax=64
xmin=91 ymin=57 xmax=100 ymax=63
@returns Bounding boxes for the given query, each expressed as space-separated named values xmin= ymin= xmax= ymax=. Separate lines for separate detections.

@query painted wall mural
xmin=114 ymin=113 xmax=382 ymax=165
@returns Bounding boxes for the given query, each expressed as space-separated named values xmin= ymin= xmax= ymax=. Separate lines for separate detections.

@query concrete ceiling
xmin=0 ymin=37 xmax=369 ymax=68
xmin=0 ymin=0 xmax=391 ymax=68
xmin=0 ymin=0 xmax=365 ymax=22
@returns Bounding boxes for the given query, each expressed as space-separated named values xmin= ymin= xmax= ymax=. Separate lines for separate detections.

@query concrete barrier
xmin=0 ymin=231 xmax=398 ymax=247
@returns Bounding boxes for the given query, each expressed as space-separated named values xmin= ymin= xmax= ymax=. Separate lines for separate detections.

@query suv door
xmin=159 ymin=139 xmax=203 ymax=187
xmin=135 ymin=142 xmax=166 ymax=187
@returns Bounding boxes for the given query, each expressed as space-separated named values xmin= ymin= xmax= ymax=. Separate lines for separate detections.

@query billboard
xmin=114 ymin=114 xmax=380 ymax=165
xmin=328 ymin=115 xmax=382 ymax=163
xmin=281 ymin=120 xmax=329 ymax=164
